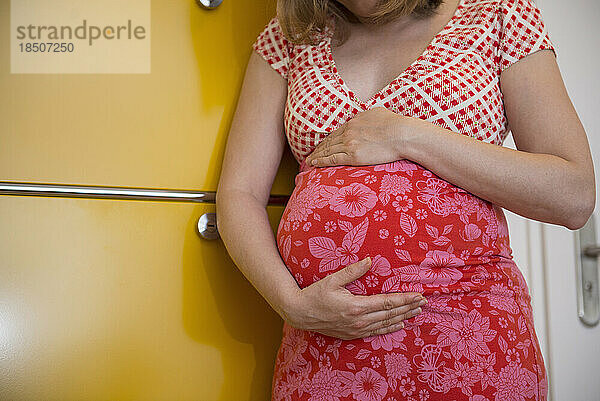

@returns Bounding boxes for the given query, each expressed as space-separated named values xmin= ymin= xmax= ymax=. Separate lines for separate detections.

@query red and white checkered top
xmin=252 ymin=0 xmax=556 ymax=168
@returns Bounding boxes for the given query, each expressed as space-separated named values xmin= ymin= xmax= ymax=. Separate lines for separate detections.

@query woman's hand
xmin=304 ymin=107 xmax=428 ymax=168
xmin=283 ymin=257 xmax=427 ymax=340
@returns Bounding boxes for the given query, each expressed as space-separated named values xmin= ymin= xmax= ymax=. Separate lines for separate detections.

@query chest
xmin=283 ymin=1 xmax=508 ymax=163
xmin=330 ymin=24 xmax=445 ymax=104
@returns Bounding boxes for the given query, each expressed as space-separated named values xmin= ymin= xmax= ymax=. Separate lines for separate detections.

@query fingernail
xmin=364 ymin=256 xmax=371 ymax=265
xmin=415 ymin=307 xmax=422 ymax=314
xmin=412 ymin=295 xmax=422 ymax=302
xmin=311 ymin=159 xmax=317 ymax=165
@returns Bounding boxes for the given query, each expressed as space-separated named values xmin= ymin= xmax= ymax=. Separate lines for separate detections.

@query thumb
xmin=332 ymin=257 xmax=371 ymax=287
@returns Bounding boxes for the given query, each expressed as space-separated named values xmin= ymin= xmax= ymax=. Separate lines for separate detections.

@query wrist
xmin=278 ymin=286 xmax=303 ymax=324
xmin=393 ymin=116 xmax=430 ymax=161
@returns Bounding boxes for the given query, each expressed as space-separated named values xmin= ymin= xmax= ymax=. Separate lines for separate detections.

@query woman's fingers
xmin=362 ymin=297 xmax=426 ymax=324
xmin=357 ymin=292 xmax=424 ymax=314
xmin=311 ymin=152 xmax=351 ymax=167
xmin=360 ymin=305 xmax=424 ymax=336
xmin=350 ymin=293 xmax=427 ymax=338
xmin=329 ymin=257 xmax=371 ymax=287
xmin=307 ymin=142 xmax=347 ymax=165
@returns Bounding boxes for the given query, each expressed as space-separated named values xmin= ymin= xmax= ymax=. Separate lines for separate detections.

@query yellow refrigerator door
xmin=0 ymin=0 xmax=297 ymax=399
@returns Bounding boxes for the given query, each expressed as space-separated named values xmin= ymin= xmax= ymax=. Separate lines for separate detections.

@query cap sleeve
xmin=252 ymin=16 xmax=291 ymax=80
xmin=498 ymin=0 xmax=556 ymax=75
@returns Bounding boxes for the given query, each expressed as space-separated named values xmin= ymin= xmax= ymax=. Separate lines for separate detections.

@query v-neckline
xmin=325 ymin=0 xmax=465 ymax=107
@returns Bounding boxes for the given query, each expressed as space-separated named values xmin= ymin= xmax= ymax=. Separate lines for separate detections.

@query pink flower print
xmin=495 ymin=207 xmax=510 ymax=238
xmin=461 ymin=223 xmax=482 ymax=241
xmin=481 ymin=207 xmax=499 ymax=238
xmin=450 ymin=293 xmax=464 ymax=301
xmin=506 ymin=348 xmax=521 ymax=364
xmin=365 ymin=275 xmax=379 ymax=287
xmin=507 ymin=330 xmax=516 ymax=342
xmin=363 ymin=328 xmax=406 ymax=351
xmin=539 ymin=375 xmax=549 ymax=399
xmin=418 ymin=389 xmax=429 ymax=400
xmin=440 ymin=359 xmax=478 ymax=397
xmin=303 ymin=221 xmax=312 ymax=231
xmin=398 ymin=377 xmax=416 ymax=396
xmin=384 ymin=352 xmax=411 ymax=379
xmin=459 ymin=249 xmax=470 ymax=260
xmin=318 ymin=353 xmax=331 ymax=368
xmin=285 ymin=196 xmax=313 ymax=222
xmin=370 ymin=355 xmax=381 ymax=368
xmin=373 ymin=210 xmax=387 ymax=221
xmin=272 ymin=377 xmax=295 ymax=401
xmin=436 ymin=309 xmax=497 ymax=361
xmin=392 ymin=263 xmax=418 ymax=282
xmin=486 ymin=283 xmax=519 ymax=314
xmin=308 ymin=217 xmax=368 ymax=273
xmin=413 ymin=295 xmax=453 ymax=325
xmin=415 ymin=208 xmax=428 ymax=219
xmin=279 ymin=326 xmax=308 ymax=374
xmin=449 ymin=192 xmax=480 ymax=222
xmin=414 ymin=337 xmax=424 ymax=347
xmin=351 ymin=367 xmax=388 ymax=401
xmin=473 ymin=353 xmax=497 ymax=391
xmin=493 ymin=363 xmax=537 ymax=401
xmin=307 ymin=366 xmax=353 ymax=401
xmin=378 ymin=174 xmax=413 ymax=205
xmin=382 ymin=174 xmax=412 ymax=194
xmin=286 ymin=181 xmax=326 ymax=222
xmin=279 ymin=234 xmax=292 ymax=261
xmin=379 ymin=229 xmax=389 ymax=239
xmin=393 ymin=235 xmax=405 ymax=246
xmin=365 ymin=174 xmax=377 ymax=184
xmin=472 ymin=298 xmax=481 ymax=308
xmin=373 ymin=159 xmax=419 ymax=174
xmin=498 ymin=317 xmax=508 ymax=328
xmin=324 ymin=220 xmax=337 ymax=233
xmin=418 ymin=250 xmax=464 ymax=286
xmin=392 ymin=195 xmax=413 ymax=212
xmin=415 ymin=178 xmax=454 ymax=216
xmin=370 ymin=254 xmax=392 ymax=276
xmin=329 ymin=182 xmax=377 ymax=218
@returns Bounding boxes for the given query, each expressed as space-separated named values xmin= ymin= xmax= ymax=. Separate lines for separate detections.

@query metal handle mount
xmin=195 ymin=0 xmax=223 ymax=10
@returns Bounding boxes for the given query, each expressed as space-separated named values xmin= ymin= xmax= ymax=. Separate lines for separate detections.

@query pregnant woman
xmin=217 ymin=0 xmax=595 ymax=400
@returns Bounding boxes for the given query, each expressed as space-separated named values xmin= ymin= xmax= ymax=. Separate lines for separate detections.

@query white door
xmin=502 ymin=1 xmax=600 ymax=400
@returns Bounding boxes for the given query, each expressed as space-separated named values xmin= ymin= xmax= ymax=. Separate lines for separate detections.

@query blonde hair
xmin=277 ymin=0 xmax=445 ymax=46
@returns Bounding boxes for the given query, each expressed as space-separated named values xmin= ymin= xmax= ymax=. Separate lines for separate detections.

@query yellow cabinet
xmin=0 ymin=1 xmax=295 ymax=399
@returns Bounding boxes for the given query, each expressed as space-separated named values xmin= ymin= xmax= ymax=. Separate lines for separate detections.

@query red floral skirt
xmin=273 ymin=159 xmax=548 ymax=401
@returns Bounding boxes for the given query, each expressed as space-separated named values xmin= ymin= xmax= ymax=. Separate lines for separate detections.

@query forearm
xmin=216 ymin=190 xmax=300 ymax=320
xmin=401 ymin=121 xmax=591 ymax=229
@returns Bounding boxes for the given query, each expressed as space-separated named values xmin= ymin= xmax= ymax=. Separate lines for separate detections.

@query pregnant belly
xmin=276 ymin=159 xmax=520 ymax=299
